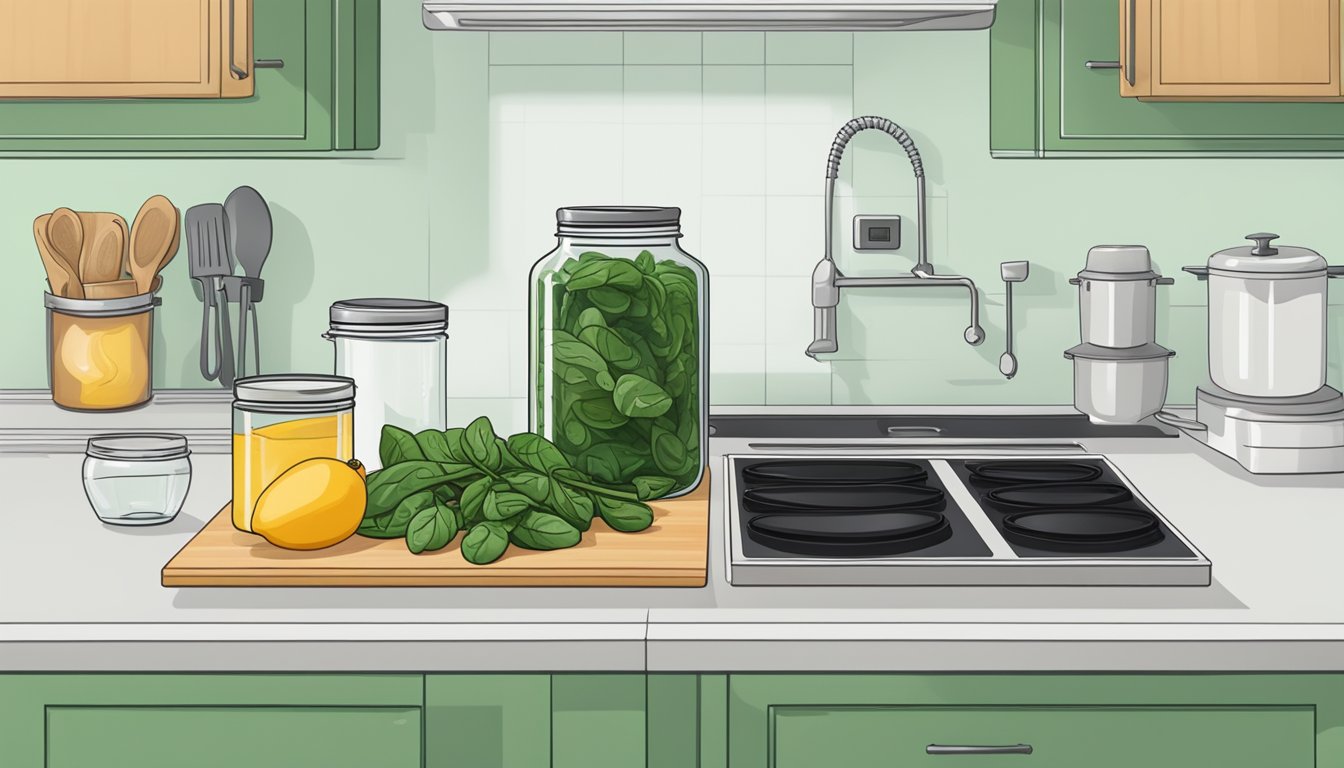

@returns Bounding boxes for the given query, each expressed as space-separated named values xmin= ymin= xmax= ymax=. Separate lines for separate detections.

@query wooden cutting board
xmin=162 ymin=471 xmax=709 ymax=587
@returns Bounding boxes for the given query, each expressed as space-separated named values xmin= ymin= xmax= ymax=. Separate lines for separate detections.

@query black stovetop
xmin=731 ymin=456 xmax=1199 ymax=561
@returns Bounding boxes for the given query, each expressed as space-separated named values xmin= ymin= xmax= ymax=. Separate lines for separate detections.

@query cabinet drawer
xmin=772 ymin=706 xmax=1314 ymax=768
xmin=46 ymin=705 xmax=422 ymax=768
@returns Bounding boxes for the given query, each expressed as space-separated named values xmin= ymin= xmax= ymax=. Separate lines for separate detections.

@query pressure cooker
xmin=1185 ymin=233 xmax=1344 ymax=399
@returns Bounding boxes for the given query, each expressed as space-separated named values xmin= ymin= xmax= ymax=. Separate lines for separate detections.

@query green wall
xmin=3 ymin=6 xmax=1342 ymax=426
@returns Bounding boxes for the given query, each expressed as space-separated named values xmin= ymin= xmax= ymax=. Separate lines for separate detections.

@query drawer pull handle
xmin=1084 ymin=60 xmax=1121 ymax=69
xmin=927 ymin=744 xmax=1034 ymax=756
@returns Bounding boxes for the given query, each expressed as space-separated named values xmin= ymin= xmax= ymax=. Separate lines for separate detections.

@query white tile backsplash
xmin=699 ymin=196 xmax=766 ymax=276
xmin=703 ymin=124 xmax=767 ymax=195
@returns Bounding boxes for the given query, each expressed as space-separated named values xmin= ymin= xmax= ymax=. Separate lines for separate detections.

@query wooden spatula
xmin=129 ymin=196 xmax=180 ymax=296
xmin=34 ymin=214 xmax=80 ymax=298
xmin=78 ymin=212 xmax=129 ymax=285
xmin=46 ymin=208 xmax=85 ymax=299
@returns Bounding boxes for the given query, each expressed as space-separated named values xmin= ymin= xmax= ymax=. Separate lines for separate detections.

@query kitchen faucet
xmin=806 ymin=116 xmax=985 ymax=358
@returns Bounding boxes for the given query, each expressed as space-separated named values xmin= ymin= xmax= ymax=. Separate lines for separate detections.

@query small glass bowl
xmin=83 ymin=433 xmax=192 ymax=526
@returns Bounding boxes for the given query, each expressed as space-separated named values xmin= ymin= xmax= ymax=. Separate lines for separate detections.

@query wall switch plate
xmin=853 ymin=215 xmax=901 ymax=251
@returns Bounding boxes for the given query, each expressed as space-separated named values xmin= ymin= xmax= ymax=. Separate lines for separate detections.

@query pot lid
xmin=1064 ymin=342 xmax=1175 ymax=361
xmin=1208 ymin=233 xmax=1326 ymax=275
xmin=1078 ymin=244 xmax=1162 ymax=281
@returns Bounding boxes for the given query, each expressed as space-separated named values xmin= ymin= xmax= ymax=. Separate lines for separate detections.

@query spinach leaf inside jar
xmin=539 ymin=250 xmax=701 ymax=496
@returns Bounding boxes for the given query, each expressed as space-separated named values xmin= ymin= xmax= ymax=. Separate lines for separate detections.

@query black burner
xmin=947 ymin=459 xmax=1194 ymax=559
xmin=743 ymin=459 xmax=927 ymax=486
xmin=747 ymin=511 xmax=953 ymax=557
xmin=733 ymin=458 xmax=991 ymax=559
xmin=742 ymin=483 xmax=945 ymax=515
xmin=966 ymin=460 xmax=1103 ymax=485
xmin=1001 ymin=508 xmax=1163 ymax=552
xmin=982 ymin=482 xmax=1133 ymax=511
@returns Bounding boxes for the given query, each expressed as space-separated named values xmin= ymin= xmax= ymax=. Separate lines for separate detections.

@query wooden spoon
xmin=84 ymin=273 xmax=161 ymax=300
xmin=79 ymin=213 xmax=128 ymax=285
xmin=46 ymin=208 xmax=85 ymax=299
xmin=34 ymin=214 xmax=80 ymax=298
xmin=129 ymin=196 xmax=180 ymax=295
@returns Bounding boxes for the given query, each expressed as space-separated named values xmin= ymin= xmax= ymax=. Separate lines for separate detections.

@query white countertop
xmin=4 ymin=399 xmax=1344 ymax=672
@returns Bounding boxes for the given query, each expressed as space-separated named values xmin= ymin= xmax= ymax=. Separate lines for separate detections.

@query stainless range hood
xmin=422 ymin=1 xmax=997 ymax=31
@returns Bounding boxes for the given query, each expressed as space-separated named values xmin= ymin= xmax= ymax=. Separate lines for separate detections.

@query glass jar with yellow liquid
xmin=232 ymin=375 xmax=355 ymax=533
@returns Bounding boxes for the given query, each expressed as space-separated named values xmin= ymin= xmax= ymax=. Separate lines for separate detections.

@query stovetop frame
xmin=724 ymin=453 xmax=1212 ymax=587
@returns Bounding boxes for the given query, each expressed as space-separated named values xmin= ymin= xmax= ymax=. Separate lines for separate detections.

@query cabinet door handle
xmin=927 ymin=744 xmax=1034 ymax=756
xmin=229 ymin=0 xmax=249 ymax=79
xmin=254 ymin=59 xmax=285 ymax=70
xmin=1124 ymin=0 xmax=1136 ymax=86
xmin=1085 ymin=60 xmax=1121 ymax=69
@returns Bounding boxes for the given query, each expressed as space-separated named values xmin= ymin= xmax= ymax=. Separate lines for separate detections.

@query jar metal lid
xmin=86 ymin=433 xmax=190 ymax=461
xmin=327 ymin=298 xmax=449 ymax=338
xmin=556 ymin=206 xmax=682 ymax=236
xmin=234 ymin=374 xmax=355 ymax=413
xmin=45 ymin=291 xmax=158 ymax=317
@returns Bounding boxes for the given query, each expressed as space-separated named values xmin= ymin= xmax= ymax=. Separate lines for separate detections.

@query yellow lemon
xmin=251 ymin=458 xmax=367 ymax=550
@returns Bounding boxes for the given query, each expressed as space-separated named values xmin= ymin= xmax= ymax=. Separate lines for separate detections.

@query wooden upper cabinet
xmin=1120 ymin=0 xmax=1343 ymax=100
xmin=0 ymin=0 xmax=253 ymax=99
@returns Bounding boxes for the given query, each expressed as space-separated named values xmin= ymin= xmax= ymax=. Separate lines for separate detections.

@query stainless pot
xmin=1186 ymin=233 xmax=1343 ymax=399
xmin=1064 ymin=342 xmax=1175 ymax=425
xmin=1070 ymin=245 xmax=1173 ymax=348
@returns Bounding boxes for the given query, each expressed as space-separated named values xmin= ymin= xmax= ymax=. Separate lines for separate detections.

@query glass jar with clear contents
xmin=232 ymin=375 xmax=354 ymax=533
xmin=325 ymin=298 xmax=449 ymax=472
xmin=83 ymin=433 xmax=192 ymax=526
xmin=530 ymin=206 xmax=709 ymax=499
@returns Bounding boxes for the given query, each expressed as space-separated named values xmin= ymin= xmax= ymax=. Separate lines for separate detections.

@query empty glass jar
xmin=83 ymin=433 xmax=192 ymax=526
xmin=529 ymin=206 xmax=709 ymax=499
xmin=325 ymin=298 xmax=449 ymax=471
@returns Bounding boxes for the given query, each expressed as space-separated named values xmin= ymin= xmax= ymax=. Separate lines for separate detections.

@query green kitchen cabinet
xmin=0 ymin=674 xmax=423 ymax=767
xmin=0 ymin=0 xmax=379 ymax=153
xmin=728 ymin=674 xmax=1344 ymax=768
xmin=991 ymin=0 xmax=1344 ymax=157
xmin=425 ymin=674 xmax=651 ymax=768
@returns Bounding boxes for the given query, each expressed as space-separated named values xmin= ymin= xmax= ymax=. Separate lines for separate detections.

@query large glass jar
xmin=325 ymin=298 xmax=449 ymax=471
xmin=530 ymin=206 xmax=708 ymax=499
xmin=232 ymin=375 xmax=354 ymax=533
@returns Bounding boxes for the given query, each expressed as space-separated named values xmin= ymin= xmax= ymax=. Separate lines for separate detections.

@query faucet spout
xmin=806 ymin=115 xmax=985 ymax=358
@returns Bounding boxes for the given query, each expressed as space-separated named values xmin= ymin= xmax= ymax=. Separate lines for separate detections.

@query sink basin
xmin=708 ymin=414 xmax=1176 ymax=440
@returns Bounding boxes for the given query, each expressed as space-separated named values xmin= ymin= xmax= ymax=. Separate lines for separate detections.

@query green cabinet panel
xmin=552 ymin=674 xmax=647 ymax=768
xmin=772 ymin=706 xmax=1312 ymax=768
xmin=0 ymin=0 xmax=379 ymax=152
xmin=47 ymin=705 xmax=420 ymax=768
xmin=728 ymin=674 xmax=1344 ymax=768
xmin=990 ymin=0 xmax=1344 ymax=156
xmin=425 ymin=674 xmax=551 ymax=768
xmin=0 ymin=674 xmax=423 ymax=767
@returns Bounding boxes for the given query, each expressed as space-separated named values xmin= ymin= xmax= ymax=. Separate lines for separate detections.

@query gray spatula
xmin=224 ymin=186 xmax=272 ymax=379
xmin=186 ymin=204 xmax=235 ymax=387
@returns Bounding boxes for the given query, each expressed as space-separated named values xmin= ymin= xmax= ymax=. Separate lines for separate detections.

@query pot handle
xmin=1156 ymin=410 xmax=1207 ymax=433
xmin=1328 ymin=266 xmax=1344 ymax=279
xmin=1156 ymin=276 xmax=1174 ymax=285
xmin=1182 ymin=266 xmax=1210 ymax=281
xmin=1068 ymin=277 xmax=1081 ymax=285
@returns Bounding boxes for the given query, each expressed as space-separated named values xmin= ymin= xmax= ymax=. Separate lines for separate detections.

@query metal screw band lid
xmin=556 ymin=206 xmax=682 ymax=236
xmin=327 ymin=298 xmax=449 ymax=337
xmin=233 ymin=374 xmax=355 ymax=413
xmin=86 ymin=433 xmax=190 ymax=461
